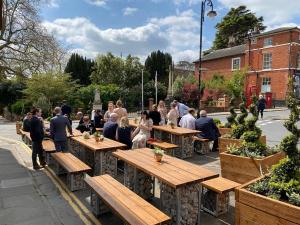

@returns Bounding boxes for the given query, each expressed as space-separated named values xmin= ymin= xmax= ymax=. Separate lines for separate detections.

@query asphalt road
xmin=210 ymin=109 xmax=290 ymax=147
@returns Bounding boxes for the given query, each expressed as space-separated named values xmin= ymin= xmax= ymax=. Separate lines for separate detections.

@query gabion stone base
xmin=45 ymin=152 xmax=54 ymax=166
xmin=194 ymin=141 xmax=211 ymax=155
xmin=154 ymin=130 xmax=170 ymax=142
xmin=173 ymin=135 xmax=194 ymax=159
xmin=201 ymin=187 xmax=229 ymax=217
xmin=161 ymin=182 xmax=200 ymax=225
xmin=68 ymin=139 xmax=84 ymax=160
xmin=90 ymin=190 xmax=110 ymax=216
xmin=52 ymin=161 xmax=67 ymax=175
xmin=94 ymin=151 xmax=117 ymax=177
xmin=85 ymin=149 xmax=94 ymax=168
xmin=124 ymin=163 xmax=154 ymax=200
xmin=67 ymin=172 xmax=86 ymax=191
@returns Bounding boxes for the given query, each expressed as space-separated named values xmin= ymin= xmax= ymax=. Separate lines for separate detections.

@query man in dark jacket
xmin=29 ymin=108 xmax=46 ymax=170
xmin=195 ymin=110 xmax=220 ymax=151
xmin=61 ymin=100 xmax=72 ymax=125
xmin=103 ymin=113 xmax=118 ymax=140
xmin=50 ymin=107 xmax=73 ymax=152
xmin=22 ymin=112 xmax=32 ymax=132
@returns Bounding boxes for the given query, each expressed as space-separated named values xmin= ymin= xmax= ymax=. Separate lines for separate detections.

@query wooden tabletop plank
xmin=85 ymin=175 xmax=170 ymax=225
xmin=152 ymin=125 xmax=200 ymax=136
xmin=71 ymin=136 xmax=126 ymax=151
xmin=147 ymin=141 xmax=178 ymax=150
xmin=201 ymin=177 xmax=241 ymax=194
xmin=42 ymin=140 xmax=56 ymax=152
xmin=51 ymin=153 xmax=91 ymax=173
xmin=113 ymin=149 xmax=218 ymax=188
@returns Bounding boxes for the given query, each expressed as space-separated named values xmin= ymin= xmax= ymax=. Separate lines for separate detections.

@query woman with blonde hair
xmin=104 ymin=101 xmax=114 ymax=121
xmin=158 ymin=100 xmax=167 ymax=125
xmin=132 ymin=111 xmax=153 ymax=149
xmin=116 ymin=116 xmax=132 ymax=149
xmin=113 ymin=100 xmax=128 ymax=120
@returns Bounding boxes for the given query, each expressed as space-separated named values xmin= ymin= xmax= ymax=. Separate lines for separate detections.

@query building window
xmin=232 ymin=57 xmax=241 ymax=70
xmin=251 ymin=38 xmax=257 ymax=44
xmin=263 ymin=37 xmax=273 ymax=46
xmin=297 ymin=54 xmax=300 ymax=69
xmin=261 ymin=77 xmax=271 ymax=93
xmin=263 ymin=53 xmax=272 ymax=70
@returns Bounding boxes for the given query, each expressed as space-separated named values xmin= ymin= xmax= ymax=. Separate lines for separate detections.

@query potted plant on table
xmin=219 ymin=96 xmax=285 ymax=184
xmin=94 ymin=131 xmax=101 ymax=142
xmin=235 ymin=82 xmax=300 ymax=224
xmin=152 ymin=147 xmax=164 ymax=162
xmin=83 ymin=131 xmax=90 ymax=139
xmin=169 ymin=121 xmax=175 ymax=129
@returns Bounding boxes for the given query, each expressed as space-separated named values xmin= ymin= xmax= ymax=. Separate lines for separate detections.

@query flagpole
xmin=155 ymin=71 xmax=158 ymax=104
xmin=141 ymin=69 xmax=144 ymax=111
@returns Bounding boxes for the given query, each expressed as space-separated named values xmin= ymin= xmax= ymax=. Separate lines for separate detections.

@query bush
xmin=11 ymin=100 xmax=26 ymax=115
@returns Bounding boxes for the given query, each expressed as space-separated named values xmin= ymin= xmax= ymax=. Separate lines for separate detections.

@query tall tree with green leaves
xmin=144 ymin=50 xmax=172 ymax=86
xmin=64 ymin=53 xmax=94 ymax=85
xmin=212 ymin=5 xmax=266 ymax=50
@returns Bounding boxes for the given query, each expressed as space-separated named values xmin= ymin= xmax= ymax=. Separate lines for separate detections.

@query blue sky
xmin=41 ymin=0 xmax=300 ymax=62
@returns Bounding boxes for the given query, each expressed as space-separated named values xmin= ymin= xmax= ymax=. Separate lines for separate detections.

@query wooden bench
xmin=147 ymin=140 xmax=178 ymax=156
xmin=42 ymin=139 xmax=56 ymax=165
xmin=201 ymin=177 xmax=240 ymax=217
xmin=19 ymin=129 xmax=32 ymax=146
xmin=51 ymin=152 xmax=91 ymax=191
xmin=85 ymin=174 xmax=171 ymax=225
xmin=193 ymin=136 xmax=211 ymax=154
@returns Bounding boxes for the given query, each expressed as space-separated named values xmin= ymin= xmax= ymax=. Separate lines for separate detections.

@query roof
xmin=253 ymin=26 xmax=300 ymax=37
xmin=194 ymin=44 xmax=246 ymax=63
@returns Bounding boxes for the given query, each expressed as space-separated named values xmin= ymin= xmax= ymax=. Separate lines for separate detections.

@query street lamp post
xmin=198 ymin=0 xmax=217 ymax=110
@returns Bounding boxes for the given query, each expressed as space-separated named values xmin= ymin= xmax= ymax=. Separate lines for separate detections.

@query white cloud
xmin=42 ymin=0 xmax=59 ymax=8
xmin=123 ymin=7 xmax=138 ymax=16
xmin=43 ymin=10 xmax=204 ymax=63
xmin=85 ymin=0 xmax=107 ymax=7
xmin=218 ymin=0 xmax=300 ymax=26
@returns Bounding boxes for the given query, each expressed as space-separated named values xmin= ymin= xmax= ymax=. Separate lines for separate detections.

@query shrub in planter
xmin=224 ymin=97 xmax=237 ymax=128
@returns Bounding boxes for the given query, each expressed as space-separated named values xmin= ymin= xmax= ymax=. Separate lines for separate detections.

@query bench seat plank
xmin=42 ymin=140 xmax=56 ymax=152
xmin=192 ymin=136 xmax=209 ymax=142
xmin=51 ymin=152 xmax=91 ymax=173
xmin=85 ymin=175 xmax=170 ymax=225
xmin=147 ymin=140 xmax=178 ymax=150
xmin=201 ymin=177 xmax=240 ymax=194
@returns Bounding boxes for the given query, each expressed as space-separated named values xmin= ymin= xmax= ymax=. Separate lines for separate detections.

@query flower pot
xmin=235 ymin=176 xmax=300 ymax=225
xmin=218 ymin=127 xmax=231 ymax=136
xmin=94 ymin=136 xmax=100 ymax=142
xmin=220 ymin=151 xmax=285 ymax=184
xmin=154 ymin=153 xmax=163 ymax=162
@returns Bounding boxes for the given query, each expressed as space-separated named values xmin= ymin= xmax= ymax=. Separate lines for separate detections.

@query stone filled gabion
xmin=160 ymin=182 xmax=200 ymax=225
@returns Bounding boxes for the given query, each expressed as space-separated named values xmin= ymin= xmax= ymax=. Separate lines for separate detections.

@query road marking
xmin=0 ymin=136 xmax=101 ymax=225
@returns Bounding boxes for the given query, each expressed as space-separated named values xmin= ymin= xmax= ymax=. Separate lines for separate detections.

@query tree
xmin=0 ymin=0 xmax=65 ymax=78
xmin=64 ymin=53 xmax=94 ymax=85
xmin=144 ymin=50 xmax=172 ymax=86
xmin=23 ymin=72 xmax=76 ymax=110
xmin=212 ymin=5 xmax=266 ymax=50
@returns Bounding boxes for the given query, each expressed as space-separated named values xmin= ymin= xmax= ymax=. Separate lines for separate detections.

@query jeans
xmin=32 ymin=141 xmax=45 ymax=166
xmin=54 ymin=140 xmax=68 ymax=152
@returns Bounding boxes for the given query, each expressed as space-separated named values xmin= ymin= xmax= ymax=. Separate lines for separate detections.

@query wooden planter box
xmin=219 ymin=135 xmax=267 ymax=153
xmin=218 ymin=128 xmax=231 ymax=136
xmin=235 ymin=177 xmax=300 ymax=225
xmin=220 ymin=151 xmax=285 ymax=184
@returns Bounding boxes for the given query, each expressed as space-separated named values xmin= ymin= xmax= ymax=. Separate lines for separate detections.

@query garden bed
xmin=218 ymin=135 xmax=266 ymax=153
xmin=220 ymin=151 xmax=285 ymax=184
xmin=218 ymin=127 xmax=231 ymax=136
xmin=235 ymin=177 xmax=300 ymax=225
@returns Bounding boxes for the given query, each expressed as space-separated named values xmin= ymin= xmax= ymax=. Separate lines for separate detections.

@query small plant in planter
xmin=169 ymin=121 xmax=175 ymax=129
xmin=247 ymin=84 xmax=300 ymax=206
xmin=152 ymin=147 xmax=164 ymax=162
xmin=94 ymin=131 xmax=101 ymax=142
xmin=83 ymin=131 xmax=90 ymax=139
xmin=224 ymin=97 xmax=237 ymax=128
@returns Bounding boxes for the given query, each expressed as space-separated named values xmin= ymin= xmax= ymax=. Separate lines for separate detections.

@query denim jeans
xmin=54 ymin=141 xmax=68 ymax=152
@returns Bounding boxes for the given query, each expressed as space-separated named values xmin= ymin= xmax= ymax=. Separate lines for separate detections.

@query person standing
xmin=195 ymin=110 xmax=220 ymax=151
xmin=179 ymin=108 xmax=196 ymax=129
xmin=116 ymin=116 xmax=133 ymax=149
xmin=94 ymin=110 xmax=104 ymax=128
xmin=22 ymin=112 xmax=32 ymax=132
xmin=167 ymin=102 xmax=179 ymax=126
xmin=50 ymin=107 xmax=73 ymax=152
xmin=158 ymin=100 xmax=167 ymax=125
xmin=113 ymin=100 xmax=127 ymax=121
xmin=173 ymin=100 xmax=189 ymax=125
xmin=29 ymin=108 xmax=46 ymax=170
xmin=61 ymin=100 xmax=72 ymax=125
xmin=257 ymin=94 xmax=267 ymax=119
xmin=104 ymin=102 xmax=114 ymax=122
xmin=149 ymin=104 xmax=161 ymax=126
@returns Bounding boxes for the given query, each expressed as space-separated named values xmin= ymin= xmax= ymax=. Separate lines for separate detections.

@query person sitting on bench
xmin=195 ymin=110 xmax=220 ymax=151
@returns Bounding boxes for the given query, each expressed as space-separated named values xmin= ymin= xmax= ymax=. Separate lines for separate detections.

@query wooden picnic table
xmin=113 ymin=148 xmax=218 ymax=225
xmin=70 ymin=136 xmax=126 ymax=176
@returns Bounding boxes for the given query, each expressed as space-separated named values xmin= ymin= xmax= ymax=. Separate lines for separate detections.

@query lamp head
xmin=207 ymin=10 xmax=217 ymax=18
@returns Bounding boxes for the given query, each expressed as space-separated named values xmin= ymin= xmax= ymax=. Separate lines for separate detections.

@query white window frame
xmin=263 ymin=53 xmax=272 ymax=70
xmin=263 ymin=37 xmax=273 ymax=47
xmin=232 ymin=57 xmax=241 ymax=71
xmin=261 ymin=77 xmax=271 ymax=93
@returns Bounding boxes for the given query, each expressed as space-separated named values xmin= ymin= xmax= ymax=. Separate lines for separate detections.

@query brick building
xmin=194 ymin=27 xmax=300 ymax=106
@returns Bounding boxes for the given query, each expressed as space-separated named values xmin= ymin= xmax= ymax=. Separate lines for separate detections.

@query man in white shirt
xmin=179 ymin=108 xmax=196 ymax=129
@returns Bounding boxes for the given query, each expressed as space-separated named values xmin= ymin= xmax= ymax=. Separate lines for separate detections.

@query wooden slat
xmin=51 ymin=152 xmax=91 ymax=173
xmin=201 ymin=177 xmax=240 ymax=194
xmin=147 ymin=141 xmax=178 ymax=150
xmin=192 ymin=136 xmax=209 ymax=142
xmin=71 ymin=136 xmax=126 ymax=151
xmin=153 ymin=125 xmax=200 ymax=136
xmin=85 ymin=175 xmax=170 ymax=225
xmin=42 ymin=140 xmax=56 ymax=152
xmin=113 ymin=148 xmax=218 ymax=188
